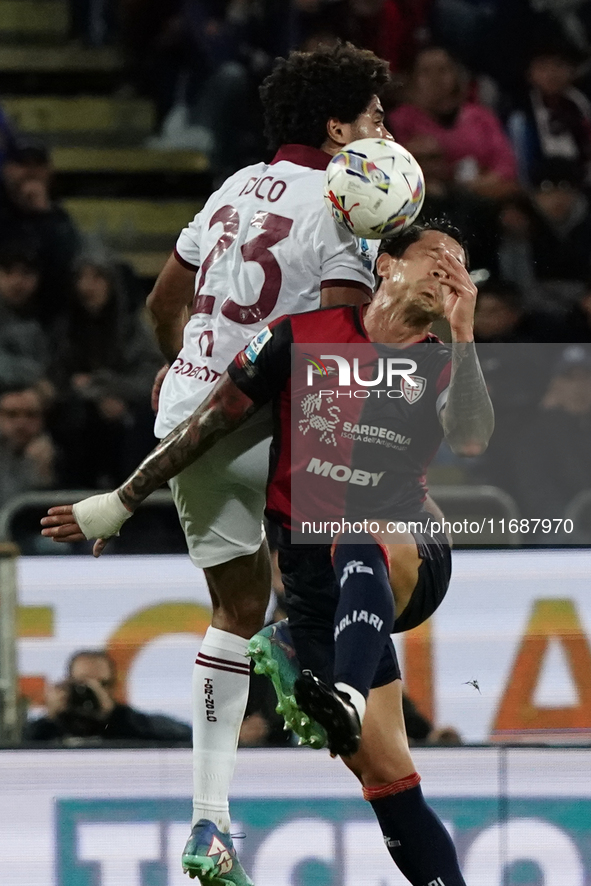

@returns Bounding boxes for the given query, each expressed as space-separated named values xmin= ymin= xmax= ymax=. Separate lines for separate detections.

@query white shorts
xmin=169 ymin=405 xmax=271 ymax=568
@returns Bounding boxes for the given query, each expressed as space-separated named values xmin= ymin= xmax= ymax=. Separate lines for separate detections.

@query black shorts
xmin=275 ymin=525 xmax=452 ymax=688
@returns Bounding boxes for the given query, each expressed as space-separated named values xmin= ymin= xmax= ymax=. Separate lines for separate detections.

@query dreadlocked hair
xmin=260 ymin=42 xmax=390 ymax=152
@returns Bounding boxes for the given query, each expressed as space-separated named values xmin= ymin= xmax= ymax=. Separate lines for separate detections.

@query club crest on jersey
xmin=245 ymin=326 xmax=272 ymax=363
xmin=298 ymin=392 xmax=341 ymax=446
xmin=401 ymin=375 xmax=426 ymax=404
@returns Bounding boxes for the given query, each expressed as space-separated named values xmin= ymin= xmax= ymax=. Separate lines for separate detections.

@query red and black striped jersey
xmin=228 ymin=305 xmax=451 ymax=530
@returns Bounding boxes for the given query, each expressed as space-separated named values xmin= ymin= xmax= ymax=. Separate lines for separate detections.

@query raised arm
xmin=443 ymin=342 xmax=494 ymax=455
xmin=438 ymin=252 xmax=494 ymax=456
xmin=119 ymin=372 xmax=256 ymax=508
xmin=40 ymin=374 xmax=257 ymax=555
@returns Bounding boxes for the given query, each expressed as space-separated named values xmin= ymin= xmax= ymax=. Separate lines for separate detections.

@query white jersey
xmin=156 ymin=144 xmax=377 ymax=437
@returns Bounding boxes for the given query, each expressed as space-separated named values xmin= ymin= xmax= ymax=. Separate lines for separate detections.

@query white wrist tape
xmin=73 ymin=491 xmax=133 ymax=540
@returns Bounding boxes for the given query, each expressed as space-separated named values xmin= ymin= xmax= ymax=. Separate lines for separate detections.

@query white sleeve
xmin=175 ymin=208 xmax=205 ymax=270
xmin=314 ymin=211 xmax=377 ymax=291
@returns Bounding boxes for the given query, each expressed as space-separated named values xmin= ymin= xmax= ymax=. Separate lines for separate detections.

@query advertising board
xmin=0 ymin=747 xmax=589 ymax=886
xmin=16 ymin=550 xmax=591 ymax=742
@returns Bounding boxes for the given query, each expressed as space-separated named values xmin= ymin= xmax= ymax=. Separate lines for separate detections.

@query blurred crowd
xmin=1 ymin=0 xmax=591 ymax=545
xmin=0 ymin=138 xmax=162 ymax=538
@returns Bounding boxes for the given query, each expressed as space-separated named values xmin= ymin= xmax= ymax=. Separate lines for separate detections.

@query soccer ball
xmin=323 ymin=138 xmax=425 ymax=239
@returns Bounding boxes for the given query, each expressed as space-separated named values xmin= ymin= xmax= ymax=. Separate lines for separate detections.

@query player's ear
xmin=376 ymin=252 xmax=393 ymax=280
xmin=326 ymin=117 xmax=350 ymax=148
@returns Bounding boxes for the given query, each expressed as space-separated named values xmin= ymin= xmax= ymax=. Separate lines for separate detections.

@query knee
xmin=211 ymin=594 xmax=268 ymax=636
xmin=345 ymin=744 xmax=416 ymax=788
xmin=206 ymin=547 xmax=271 ymax=636
xmin=356 ymin=759 xmax=417 ymax=789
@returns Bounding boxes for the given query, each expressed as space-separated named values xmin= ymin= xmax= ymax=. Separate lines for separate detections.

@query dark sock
xmin=331 ymin=534 xmax=394 ymax=699
xmin=367 ymin=778 xmax=467 ymax=886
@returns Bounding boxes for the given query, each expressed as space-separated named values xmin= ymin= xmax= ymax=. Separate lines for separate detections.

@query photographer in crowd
xmin=22 ymin=649 xmax=191 ymax=743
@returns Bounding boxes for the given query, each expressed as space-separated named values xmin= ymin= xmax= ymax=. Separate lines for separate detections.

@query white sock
xmin=192 ymin=626 xmax=250 ymax=831
xmin=335 ymin=681 xmax=366 ymax=725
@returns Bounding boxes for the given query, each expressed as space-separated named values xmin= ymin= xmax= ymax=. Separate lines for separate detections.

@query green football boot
xmin=247 ymin=620 xmax=327 ymax=749
xmin=182 ymin=819 xmax=254 ymax=885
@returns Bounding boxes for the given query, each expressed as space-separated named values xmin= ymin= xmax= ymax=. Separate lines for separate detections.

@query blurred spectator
xmin=68 ymin=0 xmax=117 ymax=46
xmin=126 ymin=1 xmax=259 ymax=177
xmin=0 ymin=243 xmax=51 ymax=387
xmin=0 ymin=384 xmax=61 ymax=509
xmin=498 ymin=158 xmax=591 ymax=305
xmin=119 ymin=0 xmax=184 ymax=129
xmin=389 ymin=46 xmax=518 ymax=201
xmin=560 ymin=279 xmax=591 ymax=341
xmin=49 ymin=250 xmax=161 ymax=488
xmin=507 ymin=39 xmax=591 ymax=188
xmin=430 ymin=0 xmax=496 ymax=75
xmin=429 ymin=0 xmax=583 ymax=92
xmin=529 ymin=157 xmax=591 ymax=285
xmin=473 ymin=285 xmax=559 ymax=495
xmin=294 ymin=0 xmax=349 ymax=53
xmin=402 ymin=692 xmax=433 ymax=744
xmin=407 ymin=132 xmax=500 ymax=273
xmin=0 ymin=138 xmax=81 ymax=322
xmin=529 ymin=0 xmax=591 ymax=57
xmin=512 ymin=344 xmax=591 ymax=530
xmin=0 ymin=104 xmax=16 ymax=170
xmin=23 ymin=649 xmax=192 ymax=743
xmin=474 ymin=279 xmax=565 ymax=342
xmin=497 ymin=192 xmax=538 ymax=295
xmin=347 ymin=0 xmax=433 ymax=75
xmin=427 ymin=725 xmax=463 ymax=746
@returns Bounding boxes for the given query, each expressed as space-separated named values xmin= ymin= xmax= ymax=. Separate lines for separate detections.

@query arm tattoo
xmin=442 ymin=342 xmax=494 ymax=455
xmin=117 ymin=373 xmax=258 ymax=510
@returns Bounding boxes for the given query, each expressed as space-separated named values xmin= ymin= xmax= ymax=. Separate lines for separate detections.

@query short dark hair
xmin=6 ymin=137 xmax=50 ymax=166
xmin=377 ymin=218 xmax=469 ymax=267
xmin=0 ymin=241 xmax=41 ymax=274
xmin=0 ymin=382 xmax=44 ymax=402
xmin=528 ymin=35 xmax=585 ymax=67
xmin=260 ymin=42 xmax=390 ymax=152
xmin=531 ymin=157 xmax=584 ymax=189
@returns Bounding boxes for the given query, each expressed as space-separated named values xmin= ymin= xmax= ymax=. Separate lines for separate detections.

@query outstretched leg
xmin=183 ymin=542 xmax=271 ymax=883
xmin=344 ymin=680 xmax=467 ymax=886
xmin=169 ymin=412 xmax=272 ymax=882
xmin=294 ymin=528 xmax=420 ymax=755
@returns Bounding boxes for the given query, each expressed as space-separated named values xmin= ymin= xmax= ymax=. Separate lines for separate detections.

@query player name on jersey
xmin=156 ymin=145 xmax=376 ymax=438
